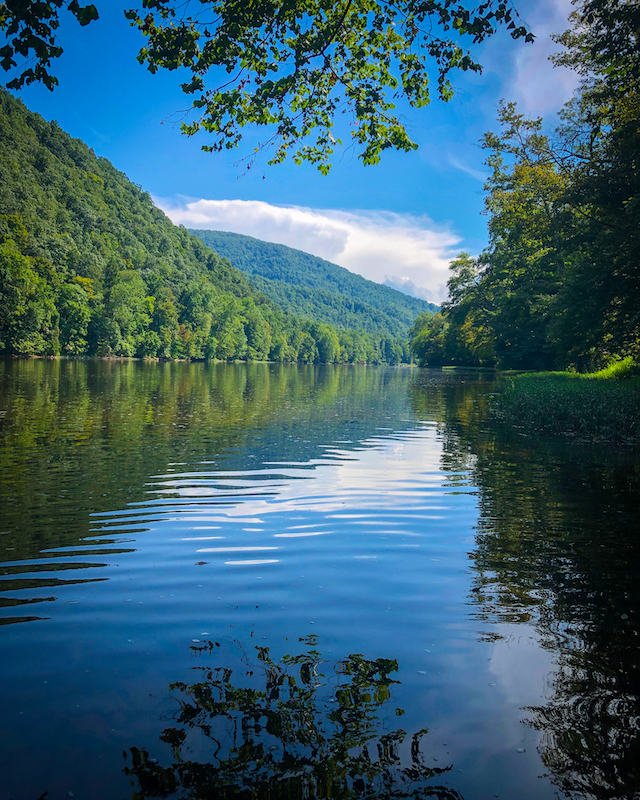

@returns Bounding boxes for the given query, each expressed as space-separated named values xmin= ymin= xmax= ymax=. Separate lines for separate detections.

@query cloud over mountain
xmin=157 ymin=198 xmax=462 ymax=303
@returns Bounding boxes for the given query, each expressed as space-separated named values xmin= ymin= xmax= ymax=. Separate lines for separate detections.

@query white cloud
xmin=383 ymin=276 xmax=434 ymax=302
xmin=482 ymin=0 xmax=580 ymax=116
xmin=512 ymin=0 xmax=579 ymax=114
xmin=157 ymin=197 xmax=463 ymax=303
xmin=511 ymin=0 xmax=580 ymax=115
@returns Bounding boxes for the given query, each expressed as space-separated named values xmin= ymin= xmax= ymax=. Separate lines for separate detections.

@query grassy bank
xmin=494 ymin=358 xmax=640 ymax=445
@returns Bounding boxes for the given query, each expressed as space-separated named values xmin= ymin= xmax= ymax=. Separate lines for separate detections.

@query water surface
xmin=1 ymin=360 xmax=639 ymax=799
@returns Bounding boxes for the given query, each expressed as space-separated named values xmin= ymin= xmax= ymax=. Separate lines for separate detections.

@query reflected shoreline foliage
xmin=4 ymin=359 xmax=640 ymax=798
xmin=408 ymin=370 xmax=640 ymax=799
xmin=124 ymin=636 xmax=462 ymax=800
xmin=0 ymin=359 xmax=415 ymax=624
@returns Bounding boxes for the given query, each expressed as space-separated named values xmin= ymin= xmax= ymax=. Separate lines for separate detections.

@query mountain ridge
xmin=0 ymin=90 xmax=414 ymax=364
xmin=189 ymin=229 xmax=438 ymax=337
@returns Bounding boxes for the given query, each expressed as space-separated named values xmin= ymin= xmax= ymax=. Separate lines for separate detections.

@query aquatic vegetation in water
xmin=493 ymin=369 xmax=640 ymax=444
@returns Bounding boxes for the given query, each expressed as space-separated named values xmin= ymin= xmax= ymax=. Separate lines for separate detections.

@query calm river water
xmin=1 ymin=360 xmax=639 ymax=800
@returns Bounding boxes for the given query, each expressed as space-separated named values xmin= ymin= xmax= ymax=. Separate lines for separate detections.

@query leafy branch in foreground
xmin=1 ymin=1 xmax=532 ymax=170
xmin=0 ymin=0 xmax=98 ymax=90
xmin=125 ymin=0 xmax=532 ymax=171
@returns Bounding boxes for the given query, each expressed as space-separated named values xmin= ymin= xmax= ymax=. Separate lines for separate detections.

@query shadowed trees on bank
xmin=410 ymin=0 xmax=639 ymax=371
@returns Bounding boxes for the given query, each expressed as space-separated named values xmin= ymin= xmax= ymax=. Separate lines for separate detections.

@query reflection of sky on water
xmin=140 ymin=426 xmax=454 ymax=569
xmin=489 ymin=625 xmax=556 ymax=708
xmin=3 ymin=362 xmax=637 ymax=800
xmin=82 ymin=418 xmax=559 ymax=799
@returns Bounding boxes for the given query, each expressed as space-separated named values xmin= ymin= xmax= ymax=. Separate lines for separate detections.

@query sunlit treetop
xmin=1 ymin=0 xmax=533 ymax=171
xmin=127 ymin=0 xmax=533 ymax=171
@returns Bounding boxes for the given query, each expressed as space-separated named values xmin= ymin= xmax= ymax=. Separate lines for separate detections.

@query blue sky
xmin=8 ymin=0 xmax=578 ymax=302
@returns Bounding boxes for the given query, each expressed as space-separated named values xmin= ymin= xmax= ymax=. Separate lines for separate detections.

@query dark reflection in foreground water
xmin=2 ymin=361 xmax=640 ymax=799
xmin=410 ymin=374 xmax=640 ymax=798
xmin=125 ymin=636 xmax=461 ymax=800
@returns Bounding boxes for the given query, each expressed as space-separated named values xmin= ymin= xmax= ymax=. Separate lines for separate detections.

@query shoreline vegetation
xmin=493 ymin=359 xmax=640 ymax=445
xmin=0 ymin=91 xmax=412 ymax=367
xmin=407 ymin=1 xmax=638 ymax=448
xmin=0 ymin=353 xmax=416 ymax=367
xmin=408 ymin=2 xmax=638 ymax=432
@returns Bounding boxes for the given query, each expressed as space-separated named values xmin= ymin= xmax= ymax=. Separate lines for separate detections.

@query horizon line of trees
xmin=1 ymin=211 xmax=410 ymax=365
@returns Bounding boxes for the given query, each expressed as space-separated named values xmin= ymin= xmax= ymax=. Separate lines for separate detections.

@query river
xmin=1 ymin=360 xmax=638 ymax=800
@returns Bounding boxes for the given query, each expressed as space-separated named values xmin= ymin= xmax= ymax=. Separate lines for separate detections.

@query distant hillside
xmin=189 ymin=229 xmax=438 ymax=337
xmin=0 ymin=91 xmax=411 ymax=364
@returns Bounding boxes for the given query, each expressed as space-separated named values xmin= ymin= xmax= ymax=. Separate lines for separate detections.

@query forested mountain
xmin=410 ymin=0 xmax=639 ymax=372
xmin=0 ymin=91 xmax=411 ymax=364
xmin=189 ymin=229 xmax=438 ymax=337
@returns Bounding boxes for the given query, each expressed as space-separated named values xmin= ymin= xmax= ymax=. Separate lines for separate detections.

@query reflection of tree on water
xmin=0 ymin=360 xmax=415 ymax=624
xmin=471 ymin=454 xmax=640 ymax=799
xmin=124 ymin=636 xmax=462 ymax=799
xmin=409 ymin=372 xmax=640 ymax=798
xmin=529 ymin=668 xmax=640 ymax=798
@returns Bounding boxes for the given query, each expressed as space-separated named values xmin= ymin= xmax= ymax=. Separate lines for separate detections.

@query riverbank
xmin=493 ymin=359 xmax=640 ymax=445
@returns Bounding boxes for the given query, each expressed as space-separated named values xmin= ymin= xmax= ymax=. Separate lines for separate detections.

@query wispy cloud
xmin=447 ymin=154 xmax=489 ymax=183
xmin=482 ymin=0 xmax=580 ymax=116
xmin=157 ymin=198 xmax=463 ymax=303
xmin=512 ymin=0 xmax=580 ymax=114
xmin=511 ymin=0 xmax=580 ymax=115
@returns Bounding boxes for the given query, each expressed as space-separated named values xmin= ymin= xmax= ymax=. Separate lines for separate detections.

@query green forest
xmin=0 ymin=91 xmax=413 ymax=365
xmin=409 ymin=0 xmax=639 ymax=372
xmin=190 ymin=229 xmax=438 ymax=337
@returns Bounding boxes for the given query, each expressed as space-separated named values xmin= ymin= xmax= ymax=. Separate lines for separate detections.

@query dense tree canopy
xmin=191 ymin=228 xmax=437 ymax=337
xmin=0 ymin=89 xmax=412 ymax=363
xmin=410 ymin=0 xmax=639 ymax=371
xmin=2 ymin=0 xmax=532 ymax=170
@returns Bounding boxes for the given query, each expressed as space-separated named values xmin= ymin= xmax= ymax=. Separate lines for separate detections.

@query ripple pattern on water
xmin=3 ymin=362 xmax=638 ymax=800
xmin=78 ymin=430 xmax=469 ymax=581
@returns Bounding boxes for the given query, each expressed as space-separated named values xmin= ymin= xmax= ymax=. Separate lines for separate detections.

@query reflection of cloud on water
xmin=116 ymin=424 xmax=480 ymax=573
xmin=163 ymin=427 xmax=450 ymax=525
xmin=488 ymin=624 xmax=557 ymax=706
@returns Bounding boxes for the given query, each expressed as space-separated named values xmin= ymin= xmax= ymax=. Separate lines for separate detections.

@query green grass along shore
xmin=493 ymin=358 xmax=640 ymax=445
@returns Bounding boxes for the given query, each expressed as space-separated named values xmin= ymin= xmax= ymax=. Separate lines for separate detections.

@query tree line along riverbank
xmin=408 ymin=3 xmax=638 ymax=374
xmin=407 ymin=1 xmax=639 ymax=445
xmin=0 ymin=91 xmax=411 ymax=366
